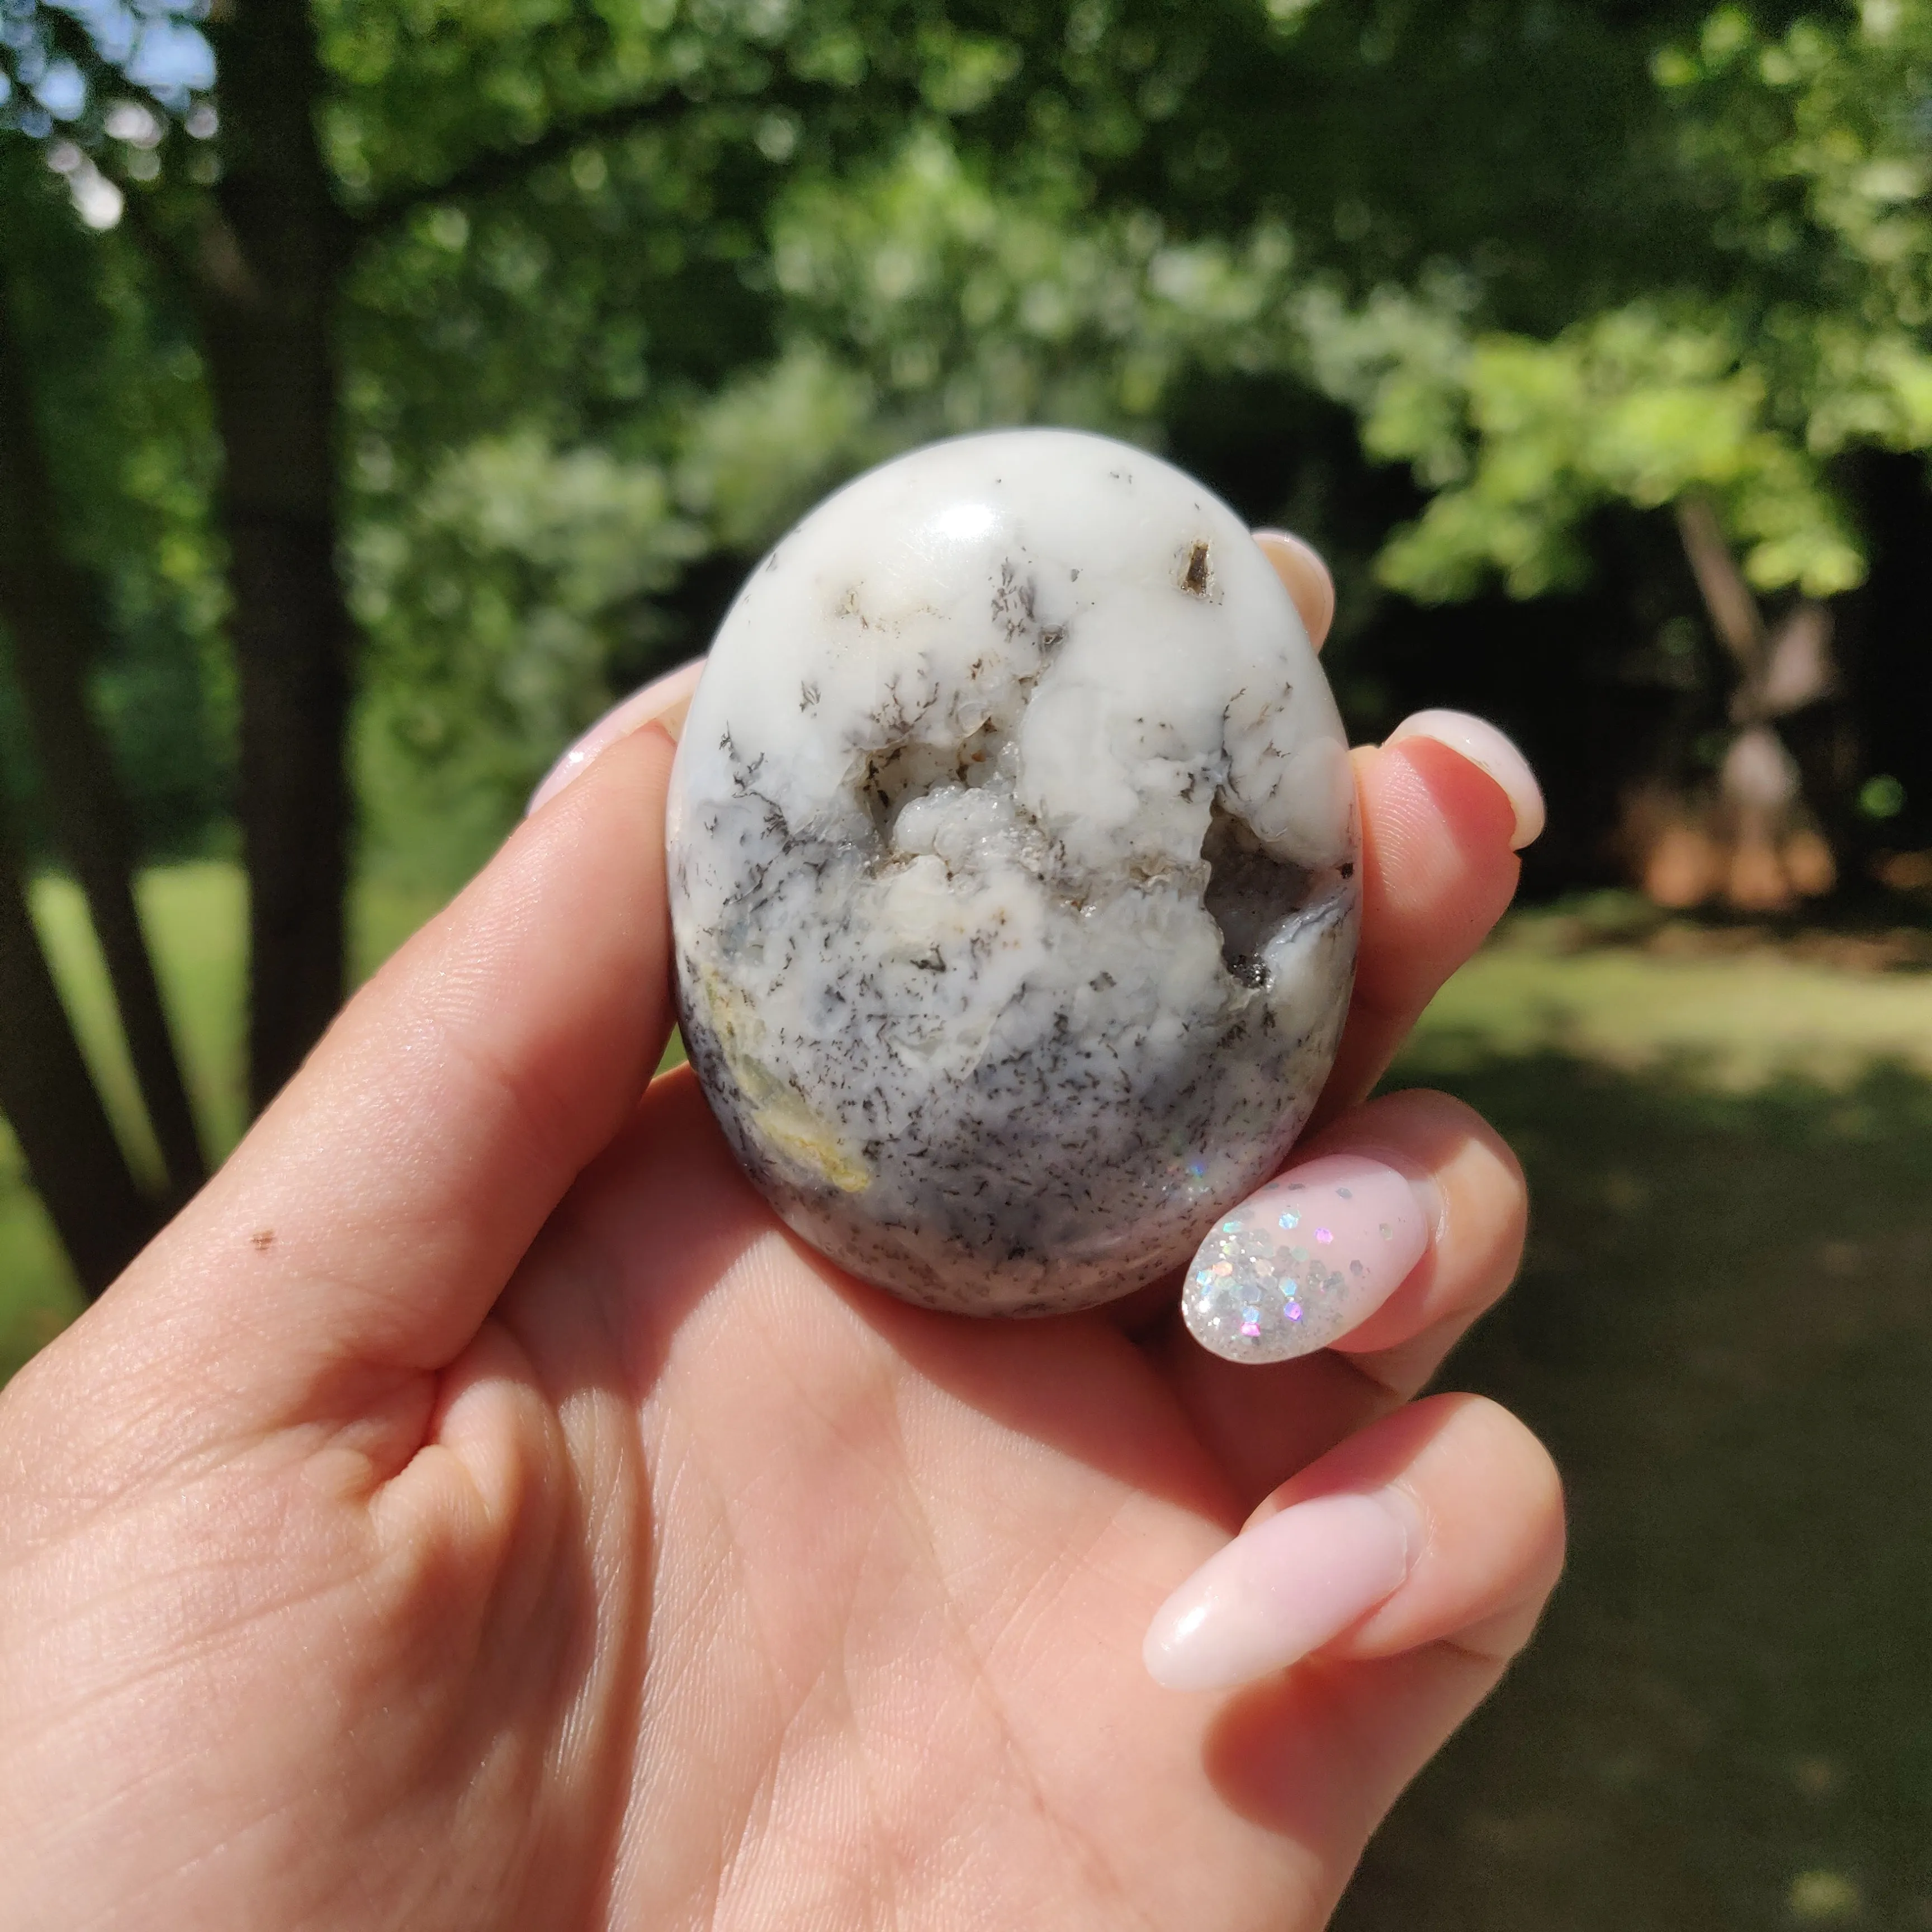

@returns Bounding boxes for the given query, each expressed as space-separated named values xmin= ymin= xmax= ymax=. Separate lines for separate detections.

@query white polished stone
xmin=667 ymin=429 xmax=1360 ymax=1315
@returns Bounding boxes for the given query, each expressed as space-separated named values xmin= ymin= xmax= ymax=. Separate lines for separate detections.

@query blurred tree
xmin=0 ymin=133 xmax=224 ymax=1273
xmin=0 ymin=802 xmax=158 ymax=1294
xmin=0 ymin=264 xmax=206 ymax=1200
xmin=4 ymin=0 xmax=916 ymax=1105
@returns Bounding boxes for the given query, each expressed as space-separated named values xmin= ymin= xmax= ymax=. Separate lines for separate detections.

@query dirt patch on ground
xmin=1512 ymin=891 xmax=1932 ymax=975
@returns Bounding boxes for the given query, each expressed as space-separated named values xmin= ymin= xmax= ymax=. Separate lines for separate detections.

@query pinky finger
xmin=1144 ymin=1392 xmax=1562 ymax=1693
xmin=1149 ymin=1398 xmax=1564 ymax=1916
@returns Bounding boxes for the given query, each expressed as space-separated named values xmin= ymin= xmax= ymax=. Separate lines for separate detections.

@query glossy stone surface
xmin=667 ymin=429 xmax=1359 ymax=1315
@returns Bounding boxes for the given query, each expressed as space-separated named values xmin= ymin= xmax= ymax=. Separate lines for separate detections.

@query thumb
xmin=87 ymin=723 xmax=679 ymax=1426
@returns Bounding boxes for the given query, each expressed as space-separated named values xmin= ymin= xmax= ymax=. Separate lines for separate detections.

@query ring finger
xmin=1153 ymin=1087 xmax=1527 ymax=1510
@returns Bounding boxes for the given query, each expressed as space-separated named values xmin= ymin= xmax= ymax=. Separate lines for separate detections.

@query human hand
xmin=0 ymin=534 xmax=1560 ymax=1930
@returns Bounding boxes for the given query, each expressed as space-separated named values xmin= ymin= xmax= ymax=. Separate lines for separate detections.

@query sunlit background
xmin=3 ymin=1 xmax=1930 ymax=1922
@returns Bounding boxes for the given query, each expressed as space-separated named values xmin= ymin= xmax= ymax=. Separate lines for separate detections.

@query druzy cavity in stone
xmin=666 ymin=428 xmax=1360 ymax=1316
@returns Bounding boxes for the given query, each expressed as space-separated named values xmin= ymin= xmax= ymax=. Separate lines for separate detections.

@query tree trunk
xmin=0 ymin=276 xmax=209 ymax=1204
xmin=0 ymin=808 xmax=158 ymax=1298
xmin=1670 ymin=494 xmax=1840 ymax=911
xmin=1675 ymin=494 xmax=1767 ymax=674
xmin=197 ymin=1 xmax=356 ymax=1113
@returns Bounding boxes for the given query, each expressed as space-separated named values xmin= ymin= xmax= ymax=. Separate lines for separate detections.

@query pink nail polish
xmin=1385 ymin=709 xmax=1544 ymax=850
xmin=526 ymin=657 xmax=705 ymax=816
xmin=1143 ymin=1489 xmax=1420 ymax=1692
xmin=1181 ymin=1154 xmax=1431 ymax=1365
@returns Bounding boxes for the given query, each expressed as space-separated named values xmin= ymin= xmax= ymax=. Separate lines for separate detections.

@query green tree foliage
xmin=1299 ymin=3 xmax=1932 ymax=603
xmin=19 ymin=0 xmax=1859 ymax=864
xmin=0 ymin=143 xmax=226 ymax=858
xmin=336 ymin=0 xmax=1932 ymax=855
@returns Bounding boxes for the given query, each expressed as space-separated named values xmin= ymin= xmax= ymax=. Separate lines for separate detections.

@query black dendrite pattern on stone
xmin=673 ymin=543 xmax=1357 ymax=1311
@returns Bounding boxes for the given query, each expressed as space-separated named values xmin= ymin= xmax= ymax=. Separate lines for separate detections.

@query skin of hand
xmin=0 ymin=551 xmax=1561 ymax=1931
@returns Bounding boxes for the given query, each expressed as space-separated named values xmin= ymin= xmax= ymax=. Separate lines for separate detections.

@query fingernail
xmin=1181 ymin=1154 xmax=1433 ymax=1365
xmin=1252 ymin=528 xmax=1336 ymax=652
xmin=526 ymin=658 xmax=705 ymax=815
xmin=1144 ymin=1488 xmax=1422 ymax=1692
xmin=1385 ymin=709 xmax=1545 ymax=850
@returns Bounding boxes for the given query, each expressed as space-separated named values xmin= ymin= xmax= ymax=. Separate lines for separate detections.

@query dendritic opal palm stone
xmin=667 ymin=429 xmax=1360 ymax=1315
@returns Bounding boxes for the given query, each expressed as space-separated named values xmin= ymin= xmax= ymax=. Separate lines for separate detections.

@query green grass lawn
xmin=1341 ymin=1048 xmax=1932 ymax=1931
xmin=1419 ymin=904 xmax=1932 ymax=1087
xmin=5 ymin=875 xmax=1931 ymax=1924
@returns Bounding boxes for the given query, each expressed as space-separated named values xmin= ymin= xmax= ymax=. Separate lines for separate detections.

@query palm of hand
xmin=0 ymin=726 xmax=1548 ymax=1930
xmin=506 ymin=1082 xmax=1362 ymax=1931
xmin=4 ymin=1107 xmax=1367 ymax=1929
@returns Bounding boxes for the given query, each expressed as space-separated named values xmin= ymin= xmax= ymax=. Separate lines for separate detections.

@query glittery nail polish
xmin=1180 ymin=1154 xmax=1431 ymax=1365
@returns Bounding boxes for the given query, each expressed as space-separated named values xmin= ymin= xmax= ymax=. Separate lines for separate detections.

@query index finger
xmin=77 ymin=724 xmax=681 ymax=1428
xmin=1311 ymin=717 xmax=1542 ymax=1129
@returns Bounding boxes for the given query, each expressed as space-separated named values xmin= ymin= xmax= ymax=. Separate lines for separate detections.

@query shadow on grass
xmin=1338 ymin=1044 xmax=1932 ymax=1931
